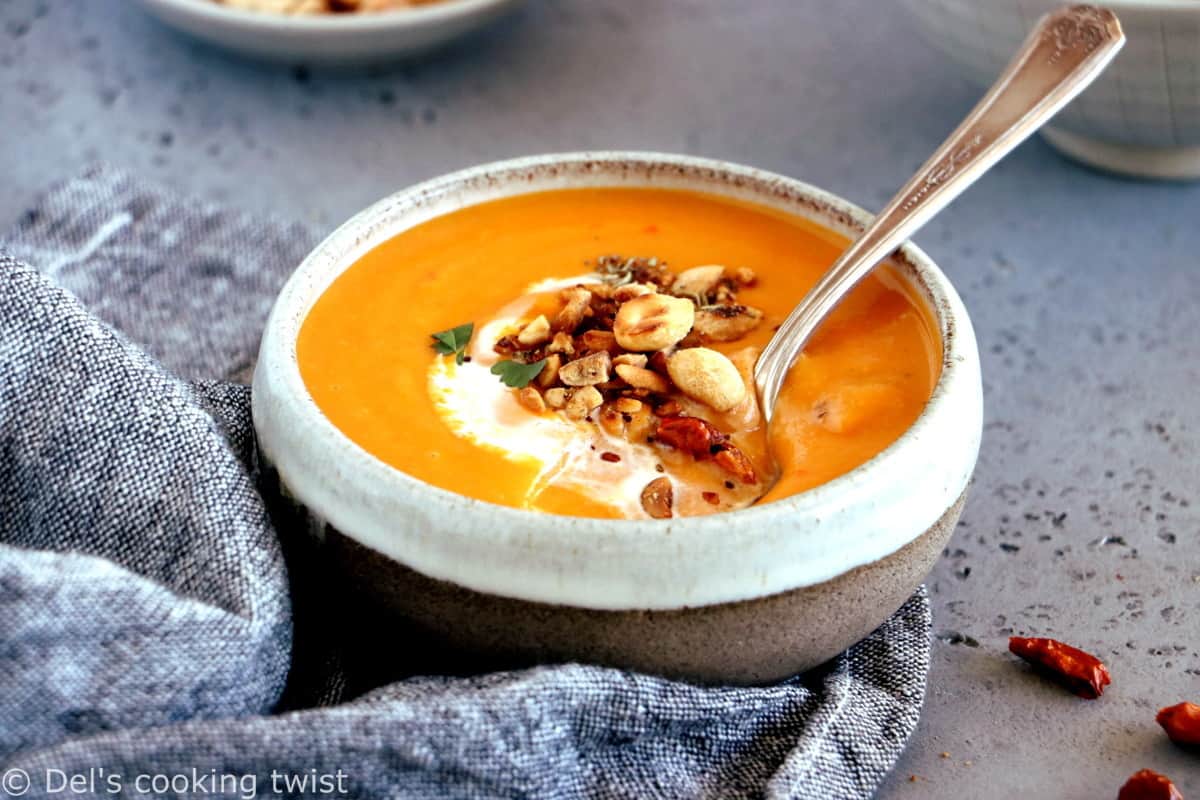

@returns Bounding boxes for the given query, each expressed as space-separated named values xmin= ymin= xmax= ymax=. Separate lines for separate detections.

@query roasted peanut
xmin=537 ymin=353 xmax=562 ymax=388
xmin=666 ymin=347 xmax=746 ymax=411
xmin=547 ymin=331 xmax=575 ymax=357
xmin=516 ymin=386 xmax=546 ymax=414
xmin=615 ymin=363 xmax=671 ymax=394
xmin=670 ymin=265 xmax=726 ymax=300
xmin=564 ymin=386 xmax=603 ymax=420
xmin=578 ymin=329 xmax=619 ymax=354
xmin=612 ymin=353 xmax=648 ymax=368
xmin=558 ymin=352 xmax=612 ymax=387
xmin=613 ymin=294 xmax=694 ymax=351
xmin=516 ymin=314 xmax=551 ymax=346
xmin=554 ymin=287 xmax=593 ymax=333
xmin=692 ymin=304 xmax=764 ymax=342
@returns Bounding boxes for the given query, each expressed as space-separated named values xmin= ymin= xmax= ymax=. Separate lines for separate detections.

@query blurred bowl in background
xmin=133 ymin=0 xmax=523 ymax=66
xmin=900 ymin=0 xmax=1200 ymax=180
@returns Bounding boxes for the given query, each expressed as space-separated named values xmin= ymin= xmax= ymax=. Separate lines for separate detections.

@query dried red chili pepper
xmin=1157 ymin=701 xmax=1200 ymax=747
xmin=1007 ymin=636 xmax=1111 ymax=698
xmin=1118 ymin=769 xmax=1183 ymax=800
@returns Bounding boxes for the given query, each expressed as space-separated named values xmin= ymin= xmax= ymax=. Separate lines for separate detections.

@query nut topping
xmin=558 ymin=352 xmax=612 ymax=387
xmin=692 ymin=304 xmax=764 ymax=343
xmin=537 ymin=353 xmax=562 ymax=388
xmin=547 ymin=331 xmax=575 ymax=356
xmin=467 ymin=254 xmax=774 ymax=517
xmin=553 ymin=286 xmax=593 ymax=333
xmin=516 ymin=314 xmax=551 ymax=346
xmin=671 ymin=265 xmax=726 ymax=301
xmin=613 ymin=294 xmax=695 ymax=352
xmin=614 ymin=363 xmax=671 ymax=394
xmin=612 ymin=353 xmax=648 ymax=368
xmin=666 ymin=347 xmax=746 ymax=412
xmin=564 ymin=386 xmax=603 ymax=420
xmin=516 ymin=386 xmax=546 ymax=413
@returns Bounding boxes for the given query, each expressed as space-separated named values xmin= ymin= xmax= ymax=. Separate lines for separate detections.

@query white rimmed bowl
xmin=132 ymin=0 xmax=523 ymax=65
xmin=900 ymin=0 xmax=1200 ymax=180
xmin=252 ymin=152 xmax=983 ymax=684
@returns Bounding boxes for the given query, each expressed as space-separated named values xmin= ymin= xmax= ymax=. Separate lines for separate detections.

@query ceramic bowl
xmin=132 ymin=0 xmax=523 ymax=65
xmin=252 ymin=152 xmax=983 ymax=685
xmin=900 ymin=0 xmax=1200 ymax=180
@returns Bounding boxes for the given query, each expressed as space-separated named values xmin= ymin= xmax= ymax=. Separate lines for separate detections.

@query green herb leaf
xmin=491 ymin=358 xmax=547 ymax=389
xmin=431 ymin=322 xmax=474 ymax=365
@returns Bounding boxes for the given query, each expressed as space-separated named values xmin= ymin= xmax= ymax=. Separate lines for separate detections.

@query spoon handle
xmin=755 ymin=4 xmax=1124 ymax=419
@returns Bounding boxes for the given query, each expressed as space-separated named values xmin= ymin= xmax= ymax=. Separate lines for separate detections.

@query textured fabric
xmin=0 ymin=166 xmax=931 ymax=799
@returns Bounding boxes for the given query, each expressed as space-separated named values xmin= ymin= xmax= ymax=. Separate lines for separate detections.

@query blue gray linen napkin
xmin=0 ymin=165 xmax=931 ymax=800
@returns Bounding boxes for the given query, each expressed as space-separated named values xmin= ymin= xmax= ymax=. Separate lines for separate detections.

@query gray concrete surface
xmin=2 ymin=1 xmax=1197 ymax=796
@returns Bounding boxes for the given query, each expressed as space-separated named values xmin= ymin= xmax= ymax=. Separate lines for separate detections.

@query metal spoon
xmin=754 ymin=4 xmax=1124 ymax=420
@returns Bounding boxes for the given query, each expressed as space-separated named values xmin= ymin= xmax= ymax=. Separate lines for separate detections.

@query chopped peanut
xmin=554 ymin=287 xmax=593 ymax=333
xmin=558 ymin=352 xmax=612 ymax=387
xmin=693 ymin=305 xmax=764 ymax=342
xmin=516 ymin=386 xmax=546 ymax=413
xmin=547 ymin=331 xmax=575 ymax=356
xmin=615 ymin=363 xmax=671 ymax=394
xmin=613 ymin=294 xmax=695 ymax=352
xmin=612 ymin=353 xmax=648 ymax=368
xmin=516 ymin=314 xmax=551 ymax=346
xmin=564 ymin=386 xmax=603 ymax=420
xmin=537 ymin=353 xmax=562 ymax=388
xmin=667 ymin=347 xmax=746 ymax=411
xmin=671 ymin=265 xmax=726 ymax=300
xmin=578 ymin=329 xmax=619 ymax=354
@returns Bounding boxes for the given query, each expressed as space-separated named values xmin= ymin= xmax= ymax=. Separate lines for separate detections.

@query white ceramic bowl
xmin=252 ymin=152 xmax=984 ymax=682
xmin=900 ymin=0 xmax=1200 ymax=179
xmin=132 ymin=0 xmax=523 ymax=65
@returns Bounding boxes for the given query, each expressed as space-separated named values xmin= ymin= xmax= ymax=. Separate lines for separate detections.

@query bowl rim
xmin=252 ymin=151 xmax=983 ymax=610
xmin=138 ymin=0 xmax=514 ymax=31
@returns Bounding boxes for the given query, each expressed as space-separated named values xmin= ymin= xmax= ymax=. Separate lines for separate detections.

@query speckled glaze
xmin=131 ymin=0 xmax=524 ymax=65
xmin=252 ymin=152 xmax=983 ymax=682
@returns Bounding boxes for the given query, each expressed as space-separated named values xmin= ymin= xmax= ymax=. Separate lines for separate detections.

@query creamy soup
xmin=297 ymin=188 xmax=940 ymax=519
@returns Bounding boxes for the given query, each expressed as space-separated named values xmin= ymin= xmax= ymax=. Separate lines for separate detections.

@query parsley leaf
xmin=491 ymin=358 xmax=547 ymax=388
xmin=430 ymin=322 xmax=474 ymax=365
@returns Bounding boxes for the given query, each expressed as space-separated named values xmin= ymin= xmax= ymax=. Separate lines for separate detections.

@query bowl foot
xmin=1042 ymin=127 xmax=1200 ymax=181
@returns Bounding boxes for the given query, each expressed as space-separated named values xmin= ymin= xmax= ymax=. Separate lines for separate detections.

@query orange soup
xmin=297 ymin=188 xmax=940 ymax=519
